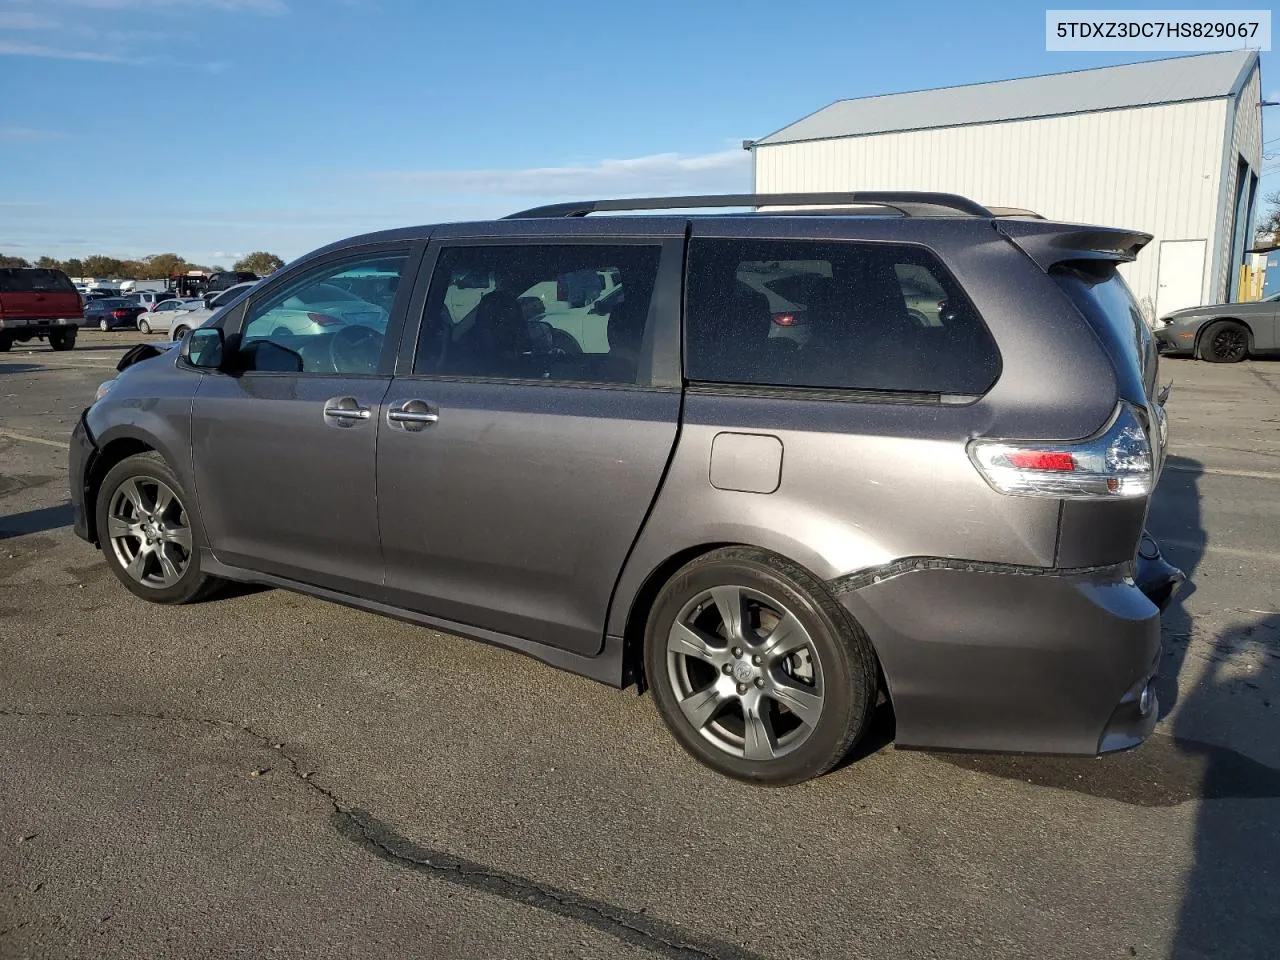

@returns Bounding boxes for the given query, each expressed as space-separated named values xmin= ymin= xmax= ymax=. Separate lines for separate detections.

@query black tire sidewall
xmin=1201 ymin=320 xmax=1248 ymax=363
xmin=50 ymin=331 xmax=75 ymax=351
xmin=96 ymin=453 xmax=209 ymax=604
xmin=644 ymin=550 xmax=874 ymax=785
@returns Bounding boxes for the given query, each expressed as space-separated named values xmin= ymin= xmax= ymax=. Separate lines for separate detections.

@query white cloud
xmin=45 ymin=0 xmax=286 ymax=11
xmin=373 ymin=149 xmax=753 ymax=199
xmin=0 ymin=126 xmax=64 ymax=141
xmin=0 ymin=11 xmax=59 ymax=28
xmin=0 ymin=39 xmax=126 ymax=61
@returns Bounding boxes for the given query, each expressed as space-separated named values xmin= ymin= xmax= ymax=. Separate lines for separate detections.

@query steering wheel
xmin=328 ymin=324 xmax=383 ymax=373
xmin=528 ymin=319 xmax=583 ymax=357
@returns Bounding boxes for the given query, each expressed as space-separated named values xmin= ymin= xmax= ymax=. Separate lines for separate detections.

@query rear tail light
xmin=111 ymin=309 xmax=129 ymax=319
xmin=306 ymin=312 xmax=342 ymax=327
xmin=772 ymin=312 xmax=803 ymax=326
xmin=968 ymin=403 xmax=1153 ymax=499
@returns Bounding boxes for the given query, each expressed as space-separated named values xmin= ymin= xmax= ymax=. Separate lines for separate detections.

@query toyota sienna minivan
xmin=69 ymin=192 xmax=1182 ymax=784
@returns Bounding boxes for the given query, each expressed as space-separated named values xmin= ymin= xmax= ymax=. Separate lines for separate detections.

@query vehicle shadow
xmin=0 ymin=364 xmax=42 ymax=375
xmin=1146 ymin=454 xmax=1206 ymax=717
xmin=0 ymin=503 xmax=73 ymax=539
xmin=1170 ymin=622 xmax=1280 ymax=959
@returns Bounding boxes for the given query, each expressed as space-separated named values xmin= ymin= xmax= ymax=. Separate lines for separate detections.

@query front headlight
xmin=93 ymin=379 xmax=116 ymax=403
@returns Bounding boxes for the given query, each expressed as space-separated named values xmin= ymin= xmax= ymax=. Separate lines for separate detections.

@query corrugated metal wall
xmin=755 ymin=99 xmax=1231 ymax=317
xmin=1211 ymin=66 xmax=1263 ymax=301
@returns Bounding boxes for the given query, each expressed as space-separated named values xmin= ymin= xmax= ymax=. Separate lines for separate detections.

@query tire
xmin=49 ymin=330 xmax=76 ymax=352
xmin=644 ymin=547 xmax=877 ymax=785
xmin=99 ymin=318 xmax=110 ymax=332
xmin=138 ymin=318 xmax=152 ymax=334
xmin=0 ymin=334 xmax=11 ymax=353
xmin=96 ymin=451 xmax=221 ymax=605
xmin=1199 ymin=319 xmax=1249 ymax=363
xmin=172 ymin=326 xmax=188 ymax=341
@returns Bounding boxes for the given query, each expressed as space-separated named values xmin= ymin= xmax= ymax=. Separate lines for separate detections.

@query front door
xmin=191 ymin=245 xmax=419 ymax=593
xmin=376 ymin=235 xmax=684 ymax=655
xmin=1155 ymin=239 xmax=1206 ymax=319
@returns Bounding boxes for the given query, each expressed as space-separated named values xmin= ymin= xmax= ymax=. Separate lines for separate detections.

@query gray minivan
xmin=69 ymin=193 xmax=1181 ymax=784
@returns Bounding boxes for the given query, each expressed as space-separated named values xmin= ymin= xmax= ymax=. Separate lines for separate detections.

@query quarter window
xmin=414 ymin=244 xmax=661 ymax=385
xmin=240 ymin=254 xmax=408 ymax=375
xmin=684 ymin=238 xmax=1000 ymax=396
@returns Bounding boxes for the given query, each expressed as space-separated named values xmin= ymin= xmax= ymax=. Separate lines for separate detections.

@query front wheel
xmin=96 ymin=452 xmax=221 ymax=604
xmin=1199 ymin=319 xmax=1249 ymax=363
xmin=644 ymin=547 xmax=878 ymax=785
xmin=138 ymin=318 xmax=152 ymax=334
xmin=172 ymin=326 xmax=188 ymax=341
xmin=49 ymin=330 xmax=76 ymax=351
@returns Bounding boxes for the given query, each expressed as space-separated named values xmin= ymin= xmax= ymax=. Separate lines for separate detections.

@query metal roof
xmin=755 ymin=50 xmax=1259 ymax=146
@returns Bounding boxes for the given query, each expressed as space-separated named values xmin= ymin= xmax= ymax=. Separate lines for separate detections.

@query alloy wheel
xmin=666 ymin=585 xmax=825 ymax=761
xmin=107 ymin=476 xmax=193 ymax=589
xmin=1212 ymin=327 xmax=1247 ymax=361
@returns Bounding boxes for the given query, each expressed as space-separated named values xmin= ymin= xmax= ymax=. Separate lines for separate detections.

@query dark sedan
xmin=1153 ymin=293 xmax=1280 ymax=362
xmin=83 ymin=298 xmax=147 ymax=331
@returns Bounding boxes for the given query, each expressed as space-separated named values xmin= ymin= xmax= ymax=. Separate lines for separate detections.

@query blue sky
xmin=0 ymin=0 xmax=1275 ymax=265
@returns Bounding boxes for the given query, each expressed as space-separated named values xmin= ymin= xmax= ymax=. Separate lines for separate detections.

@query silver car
xmin=167 ymin=282 xmax=258 ymax=340
xmin=69 ymin=192 xmax=1182 ymax=784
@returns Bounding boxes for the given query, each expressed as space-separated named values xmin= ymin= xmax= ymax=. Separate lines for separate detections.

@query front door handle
xmin=387 ymin=398 xmax=438 ymax=431
xmin=323 ymin=396 xmax=372 ymax=427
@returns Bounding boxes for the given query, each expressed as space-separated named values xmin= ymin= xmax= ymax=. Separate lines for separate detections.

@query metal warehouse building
xmin=750 ymin=50 xmax=1263 ymax=321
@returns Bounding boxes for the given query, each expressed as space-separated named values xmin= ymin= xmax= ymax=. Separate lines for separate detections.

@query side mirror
xmin=183 ymin=327 xmax=224 ymax=369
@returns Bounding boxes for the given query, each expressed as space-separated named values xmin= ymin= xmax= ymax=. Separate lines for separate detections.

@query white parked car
xmin=168 ymin=281 xmax=258 ymax=340
xmin=169 ymin=280 xmax=389 ymax=341
xmin=244 ymin=282 xmax=389 ymax=337
xmin=136 ymin=297 xmax=202 ymax=334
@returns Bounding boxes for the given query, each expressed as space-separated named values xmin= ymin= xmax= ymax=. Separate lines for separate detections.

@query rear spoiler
xmin=994 ymin=219 xmax=1152 ymax=270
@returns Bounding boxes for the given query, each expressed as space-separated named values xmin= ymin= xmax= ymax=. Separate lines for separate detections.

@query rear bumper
xmin=69 ymin=412 xmax=97 ymax=543
xmin=0 ymin=318 xmax=80 ymax=334
xmin=834 ymin=560 xmax=1164 ymax=755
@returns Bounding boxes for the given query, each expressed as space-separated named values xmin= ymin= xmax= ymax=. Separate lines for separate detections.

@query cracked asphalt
xmin=2 ymin=333 xmax=1280 ymax=960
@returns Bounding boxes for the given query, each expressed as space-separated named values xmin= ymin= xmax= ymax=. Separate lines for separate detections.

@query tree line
xmin=0 ymin=251 xmax=285 ymax=279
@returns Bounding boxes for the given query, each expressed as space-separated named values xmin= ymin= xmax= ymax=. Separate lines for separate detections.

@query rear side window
xmin=1051 ymin=263 xmax=1156 ymax=397
xmin=0 ymin=268 xmax=77 ymax=293
xmin=684 ymin=239 xmax=1000 ymax=396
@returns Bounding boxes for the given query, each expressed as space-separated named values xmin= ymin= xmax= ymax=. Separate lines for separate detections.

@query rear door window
xmin=0 ymin=269 xmax=76 ymax=293
xmin=414 ymin=244 xmax=661 ymax=385
xmin=684 ymin=239 xmax=1000 ymax=396
xmin=1051 ymin=264 xmax=1156 ymax=398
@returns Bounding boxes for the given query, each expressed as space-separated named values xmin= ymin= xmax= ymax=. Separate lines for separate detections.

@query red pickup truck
xmin=0 ymin=268 xmax=84 ymax=352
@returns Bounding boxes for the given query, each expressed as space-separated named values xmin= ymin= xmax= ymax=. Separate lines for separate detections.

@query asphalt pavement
xmin=2 ymin=332 xmax=1278 ymax=959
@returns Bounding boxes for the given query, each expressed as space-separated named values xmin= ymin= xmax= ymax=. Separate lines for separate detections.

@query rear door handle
xmin=387 ymin=398 xmax=438 ymax=431
xmin=323 ymin=396 xmax=372 ymax=426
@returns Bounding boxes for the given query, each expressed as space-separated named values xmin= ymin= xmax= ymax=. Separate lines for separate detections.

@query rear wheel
xmin=1199 ymin=319 xmax=1249 ymax=363
xmin=99 ymin=318 xmax=110 ymax=332
xmin=49 ymin=330 xmax=76 ymax=351
xmin=644 ymin=547 xmax=877 ymax=785
xmin=0 ymin=334 xmax=11 ymax=353
xmin=96 ymin=452 xmax=221 ymax=605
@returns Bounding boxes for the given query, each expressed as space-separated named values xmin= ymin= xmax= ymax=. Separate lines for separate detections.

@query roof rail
xmin=504 ymin=192 xmax=994 ymax=219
